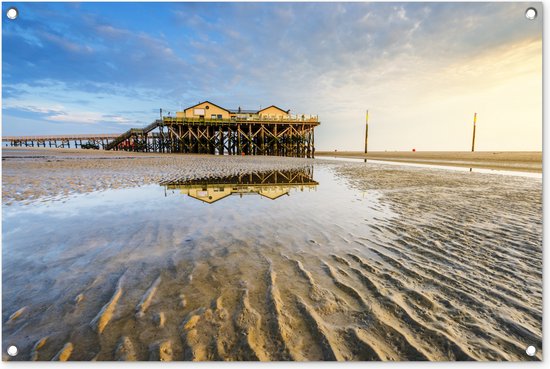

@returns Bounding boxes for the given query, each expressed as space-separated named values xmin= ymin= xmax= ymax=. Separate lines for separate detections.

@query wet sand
xmin=315 ymin=151 xmax=542 ymax=172
xmin=2 ymin=149 xmax=542 ymax=361
xmin=1 ymin=148 xmax=314 ymax=204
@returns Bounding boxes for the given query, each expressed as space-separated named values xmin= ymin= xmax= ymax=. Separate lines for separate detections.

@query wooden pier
xmin=2 ymin=117 xmax=319 ymax=158
xmin=103 ymin=116 xmax=319 ymax=158
xmin=2 ymin=102 xmax=320 ymax=158
xmin=2 ymin=134 xmax=120 ymax=149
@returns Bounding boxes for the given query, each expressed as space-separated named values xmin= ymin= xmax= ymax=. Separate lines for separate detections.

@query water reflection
xmin=162 ymin=167 xmax=318 ymax=204
xmin=317 ymin=156 xmax=541 ymax=178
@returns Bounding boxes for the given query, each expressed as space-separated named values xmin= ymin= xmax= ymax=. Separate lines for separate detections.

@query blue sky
xmin=2 ymin=1 xmax=543 ymax=150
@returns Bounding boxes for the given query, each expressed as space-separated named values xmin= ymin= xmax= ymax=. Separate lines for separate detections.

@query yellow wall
xmin=259 ymin=186 xmax=290 ymax=199
xmin=258 ymin=106 xmax=289 ymax=120
xmin=172 ymin=183 xmax=317 ymax=203
xmin=176 ymin=103 xmax=293 ymax=120
xmin=184 ymin=102 xmax=230 ymax=119
xmin=184 ymin=187 xmax=232 ymax=203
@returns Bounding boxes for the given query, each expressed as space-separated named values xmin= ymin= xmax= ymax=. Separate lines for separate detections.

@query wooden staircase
xmin=105 ymin=120 xmax=161 ymax=150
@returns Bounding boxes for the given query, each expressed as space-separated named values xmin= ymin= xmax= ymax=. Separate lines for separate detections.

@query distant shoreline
xmin=315 ymin=151 xmax=542 ymax=173
xmin=1 ymin=147 xmax=542 ymax=173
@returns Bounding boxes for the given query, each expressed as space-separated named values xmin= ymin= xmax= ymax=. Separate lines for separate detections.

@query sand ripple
xmin=2 ymin=160 xmax=541 ymax=361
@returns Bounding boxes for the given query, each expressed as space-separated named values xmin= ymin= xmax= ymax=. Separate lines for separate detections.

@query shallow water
xmin=2 ymin=164 xmax=542 ymax=361
xmin=316 ymin=156 xmax=542 ymax=178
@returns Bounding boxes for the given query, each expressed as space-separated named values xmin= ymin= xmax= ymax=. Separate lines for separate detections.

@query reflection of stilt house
xmin=103 ymin=101 xmax=319 ymax=157
xmin=163 ymin=168 xmax=318 ymax=204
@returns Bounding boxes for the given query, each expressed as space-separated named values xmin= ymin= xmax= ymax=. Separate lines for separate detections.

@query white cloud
xmin=46 ymin=111 xmax=103 ymax=124
xmin=3 ymin=2 xmax=542 ymax=151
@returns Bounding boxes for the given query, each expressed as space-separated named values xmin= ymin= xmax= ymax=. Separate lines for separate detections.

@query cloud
xmin=3 ymin=7 xmax=190 ymax=91
xmin=7 ymin=104 xmax=65 ymax=115
xmin=45 ymin=110 xmax=133 ymax=125
xmin=2 ymin=2 xmax=542 ymax=150
xmin=3 ymin=102 xmax=133 ymax=125
xmin=38 ymin=30 xmax=94 ymax=54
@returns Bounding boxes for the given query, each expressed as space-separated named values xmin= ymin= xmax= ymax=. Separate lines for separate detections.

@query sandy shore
xmin=315 ymin=151 xmax=542 ymax=172
xmin=1 ymin=148 xmax=314 ymax=204
xmin=2 ymin=148 xmax=542 ymax=361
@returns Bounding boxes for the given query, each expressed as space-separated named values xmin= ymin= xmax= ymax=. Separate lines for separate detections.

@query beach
xmin=1 ymin=148 xmax=314 ymax=205
xmin=2 ymin=148 xmax=542 ymax=361
xmin=315 ymin=151 xmax=542 ymax=173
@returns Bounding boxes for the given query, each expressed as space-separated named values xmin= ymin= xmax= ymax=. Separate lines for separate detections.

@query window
xmin=211 ymin=114 xmax=217 ymax=119
xmin=217 ymin=114 xmax=222 ymax=119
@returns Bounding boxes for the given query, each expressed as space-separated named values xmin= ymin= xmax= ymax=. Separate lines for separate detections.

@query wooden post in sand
xmin=471 ymin=112 xmax=477 ymax=152
xmin=364 ymin=110 xmax=369 ymax=154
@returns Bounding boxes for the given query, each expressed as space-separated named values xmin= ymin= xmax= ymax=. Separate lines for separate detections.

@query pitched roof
xmin=188 ymin=192 xmax=232 ymax=204
xmin=258 ymin=105 xmax=289 ymax=114
xmin=182 ymin=102 xmax=290 ymax=115
xmin=183 ymin=100 xmax=230 ymax=113
xmin=258 ymin=190 xmax=290 ymax=200
xmin=228 ymin=108 xmax=259 ymax=114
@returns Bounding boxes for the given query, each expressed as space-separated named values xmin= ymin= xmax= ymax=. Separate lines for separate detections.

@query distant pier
xmin=2 ymin=134 xmax=120 ymax=149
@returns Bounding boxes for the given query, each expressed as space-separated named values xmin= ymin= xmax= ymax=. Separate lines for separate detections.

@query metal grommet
xmin=7 ymin=345 xmax=18 ymax=357
xmin=525 ymin=8 xmax=537 ymax=20
xmin=6 ymin=7 xmax=18 ymax=20
xmin=526 ymin=345 xmax=536 ymax=356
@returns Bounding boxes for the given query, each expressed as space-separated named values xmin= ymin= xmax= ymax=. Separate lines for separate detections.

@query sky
xmin=1 ymin=1 xmax=543 ymax=151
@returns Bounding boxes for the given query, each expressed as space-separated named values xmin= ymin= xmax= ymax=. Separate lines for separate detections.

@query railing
xmin=104 ymin=120 xmax=162 ymax=150
xmin=2 ymin=134 xmax=121 ymax=141
xmin=142 ymin=120 xmax=162 ymax=133
xmin=162 ymin=116 xmax=319 ymax=125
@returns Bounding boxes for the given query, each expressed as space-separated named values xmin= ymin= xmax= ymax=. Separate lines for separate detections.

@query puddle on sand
xmin=2 ymin=166 xmax=394 ymax=361
xmin=2 ymin=163 xmax=542 ymax=361
xmin=316 ymin=156 xmax=541 ymax=178
xmin=162 ymin=168 xmax=320 ymax=203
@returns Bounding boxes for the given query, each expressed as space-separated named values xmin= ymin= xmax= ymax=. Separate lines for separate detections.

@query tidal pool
xmin=2 ymin=163 xmax=542 ymax=361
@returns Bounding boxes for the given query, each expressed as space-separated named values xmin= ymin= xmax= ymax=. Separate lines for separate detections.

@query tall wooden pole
xmin=364 ymin=110 xmax=369 ymax=154
xmin=471 ymin=112 xmax=477 ymax=152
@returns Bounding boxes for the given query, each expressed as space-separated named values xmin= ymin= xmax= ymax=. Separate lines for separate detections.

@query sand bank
xmin=315 ymin=151 xmax=542 ymax=172
xmin=2 ymin=149 xmax=542 ymax=361
xmin=1 ymin=148 xmax=314 ymax=204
